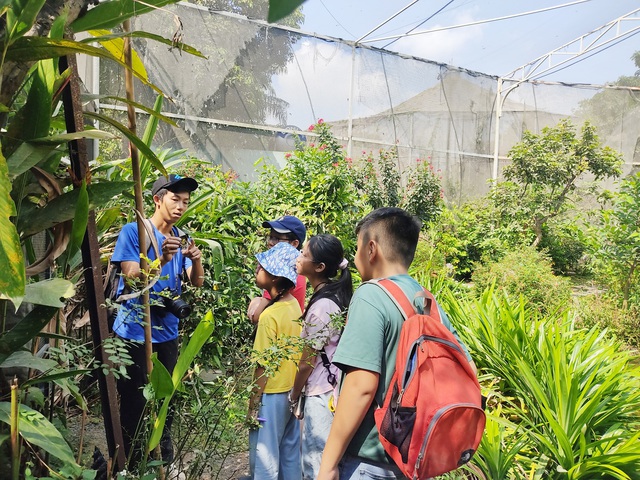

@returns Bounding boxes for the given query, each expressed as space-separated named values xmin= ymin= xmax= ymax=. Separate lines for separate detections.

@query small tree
xmin=594 ymin=172 xmax=640 ymax=308
xmin=491 ymin=119 xmax=623 ymax=247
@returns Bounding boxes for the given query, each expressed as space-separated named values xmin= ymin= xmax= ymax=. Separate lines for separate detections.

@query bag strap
xmin=111 ymin=215 xmax=162 ymax=303
xmin=368 ymin=278 xmax=432 ymax=320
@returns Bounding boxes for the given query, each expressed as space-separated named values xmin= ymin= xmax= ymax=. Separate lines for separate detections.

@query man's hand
xmin=181 ymin=239 xmax=202 ymax=262
xmin=160 ymin=236 xmax=182 ymax=265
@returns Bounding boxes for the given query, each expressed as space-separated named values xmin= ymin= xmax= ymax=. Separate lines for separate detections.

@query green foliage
xmin=441 ymin=288 xmax=640 ymax=479
xmin=353 ymin=147 xmax=402 ymax=209
xmin=492 ymin=119 xmax=623 ymax=247
xmin=573 ymin=293 xmax=640 ymax=350
xmin=538 ymin=219 xmax=589 ymax=275
xmin=256 ymin=120 xmax=365 ymax=254
xmin=472 ymin=246 xmax=572 ymax=316
xmin=591 ymin=172 xmax=640 ymax=308
xmin=402 ymin=158 xmax=443 ymax=225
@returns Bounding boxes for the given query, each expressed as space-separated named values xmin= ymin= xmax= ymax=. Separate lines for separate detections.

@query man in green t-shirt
xmin=318 ymin=207 xmax=476 ymax=480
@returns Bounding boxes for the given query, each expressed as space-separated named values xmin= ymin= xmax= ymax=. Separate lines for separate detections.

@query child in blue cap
xmin=247 ymin=241 xmax=303 ymax=479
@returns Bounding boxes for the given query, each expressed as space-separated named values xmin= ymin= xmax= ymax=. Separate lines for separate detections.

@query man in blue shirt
xmin=111 ymin=174 xmax=204 ymax=469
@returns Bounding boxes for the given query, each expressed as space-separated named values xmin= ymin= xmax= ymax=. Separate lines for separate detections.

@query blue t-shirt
xmin=111 ymin=222 xmax=192 ymax=343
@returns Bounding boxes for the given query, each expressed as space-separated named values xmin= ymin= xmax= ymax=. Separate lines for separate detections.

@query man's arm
xmin=317 ymin=368 xmax=379 ymax=480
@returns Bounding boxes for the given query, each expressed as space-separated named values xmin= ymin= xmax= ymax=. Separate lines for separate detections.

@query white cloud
xmin=386 ymin=11 xmax=485 ymax=65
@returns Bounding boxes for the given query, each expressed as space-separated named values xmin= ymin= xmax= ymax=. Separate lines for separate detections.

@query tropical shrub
xmin=402 ymin=158 xmax=443 ymax=226
xmin=471 ymin=246 xmax=572 ymax=316
xmin=573 ymin=293 xmax=640 ymax=350
xmin=255 ymin=120 xmax=366 ymax=255
xmin=350 ymin=148 xmax=401 ymax=210
xmin=442 ymin=288 xmax=640 ymax=479
xmin=591 ymin=172 xmax=640 ymax=308
xmin=491 ymin=119 xmax=623 ymax=247
xmin=539 ymin=218 xmax=589 ymax=275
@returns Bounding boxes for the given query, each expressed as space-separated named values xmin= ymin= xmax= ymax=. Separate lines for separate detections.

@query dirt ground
xmin=67 ymin=412 xmax=250 ymax=479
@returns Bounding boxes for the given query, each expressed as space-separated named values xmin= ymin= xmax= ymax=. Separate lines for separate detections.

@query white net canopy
xmin=94 ymin=2 xmax=640 ymax=201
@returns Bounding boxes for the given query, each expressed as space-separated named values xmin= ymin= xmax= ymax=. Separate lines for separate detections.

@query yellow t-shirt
xmin=253 ymin=297 xmax=303 ymax=393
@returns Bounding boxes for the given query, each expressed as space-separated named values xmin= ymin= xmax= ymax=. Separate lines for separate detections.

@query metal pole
xmin=492 ymin=77 xmax=503 ymax=182
xmin=59 ymin=53 xmax=126 ymax=472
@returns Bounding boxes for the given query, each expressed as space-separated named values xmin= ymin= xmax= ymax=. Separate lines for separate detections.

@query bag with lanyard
xmin=370 ymin=278 xmax=485 ymax=480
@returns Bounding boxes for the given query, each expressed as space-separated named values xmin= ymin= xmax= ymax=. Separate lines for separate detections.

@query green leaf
xmin=17 ymin=181 xmax=134 ymax=238
xmin=65 ymin=181 xmax=89 ymax=262
xmin=6 ymin=0 xmax=46 ymax=41
xmin=0 ymin=305 xmax=59 ymax=364
xmin=0 ymin=402 xmax=78 ymax=466
xmin=149 ymin=354 xmax=173 ymax=400
xmin=6 ymin=142 xmax=57 ymax=179
xmin=85 ymin=29 xmax=148 ymax=82
xmin=1 ymin=350 xmax=58 ymax=372
xmin=24 ymin=278 xmax=75 ymax=308
xmin=83 ymin=30 xmax=206 ymax=59
xmin=140 ymin=95 xmax=164 ymax=182
xmin=70 ymin=0 xmax=182 ymax=32
xmin=84 ymin=112 xmax=167 ymax=177
xmin=268 ymin=0 xmax=307 ymax=23
xmin=0 ymin=149 xmax=25 ymax=309
xmin=4 ymin=36 xmax=164 ymax=95
xmin=148 ymin=312 xmax=215 ymax=450
xmin=31 ymin=130 xmax=118 ymax=144
xmin=80 ymin=94 xmax=177 ymax=127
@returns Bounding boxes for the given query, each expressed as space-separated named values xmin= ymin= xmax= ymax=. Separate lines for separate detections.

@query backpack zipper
xmin=397 ymin=335 xmax=464 ymax=405
xmin=414 ymin=403 xmax=483 ymax=475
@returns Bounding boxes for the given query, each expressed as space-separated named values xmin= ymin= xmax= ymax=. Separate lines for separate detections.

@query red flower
xmin=285 ymin=153 xmax=291 ymax=159
xmin=310 ymin=143 xmax=315 ymax=148
xmin=308 ymin=125 xmax=315 ymax=131
xmin=318 ymin=118 xmax=324 ymax=124
xmin=332 ymin=162 xmax=339 ymax=167
xmin=319 ymin=144 xmax=326 ymax=150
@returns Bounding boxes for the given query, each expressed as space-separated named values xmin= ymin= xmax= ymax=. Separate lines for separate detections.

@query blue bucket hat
xmin=255 ymin=242 xmax=300 ymax=284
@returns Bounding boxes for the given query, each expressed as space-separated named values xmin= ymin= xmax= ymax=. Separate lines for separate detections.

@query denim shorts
xmin=339 ymin=454 xmax=407 ymax=480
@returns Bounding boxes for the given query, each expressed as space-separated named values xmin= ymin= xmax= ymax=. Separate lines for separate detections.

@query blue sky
xmin=297 ymin=0 xmax=640 ymax=85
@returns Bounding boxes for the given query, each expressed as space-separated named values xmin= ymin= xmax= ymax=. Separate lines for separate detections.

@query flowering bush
xmin=402 ymin=158 xmax=443 ymax=226
xmin=350 ymin=148 xmax=401 ymax=209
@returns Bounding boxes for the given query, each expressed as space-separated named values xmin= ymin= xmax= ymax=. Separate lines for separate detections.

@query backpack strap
xmin=369 ymin=278 xmax=432 ymax=320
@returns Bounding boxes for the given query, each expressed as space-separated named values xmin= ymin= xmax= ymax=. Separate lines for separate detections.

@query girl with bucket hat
xmin=247 ymin=241 xmax=303 ymax=479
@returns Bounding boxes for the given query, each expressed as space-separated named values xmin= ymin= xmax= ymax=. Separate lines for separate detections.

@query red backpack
xmin=371 ymin=279 xmax=485 ymax=479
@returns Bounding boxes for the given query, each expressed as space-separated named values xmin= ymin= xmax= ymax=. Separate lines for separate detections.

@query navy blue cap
xmin=262 ymin=215 xmax=306 ymax=244
xmin=152 ymin=174 xmax=198 ymax=196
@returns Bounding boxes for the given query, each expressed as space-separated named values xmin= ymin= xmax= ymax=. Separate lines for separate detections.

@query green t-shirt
xmin=332 ymin=274 xmax=470 ymax=464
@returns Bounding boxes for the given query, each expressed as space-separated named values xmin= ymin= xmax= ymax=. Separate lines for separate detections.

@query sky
xmin=295 ymin=0 xmax=640 ymax=85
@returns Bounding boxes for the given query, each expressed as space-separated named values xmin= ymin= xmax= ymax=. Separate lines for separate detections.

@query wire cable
xmin=382 ymin=0 xmax=456 ymax=50
xmin=363 ymin=0 xmax=592 ymax=44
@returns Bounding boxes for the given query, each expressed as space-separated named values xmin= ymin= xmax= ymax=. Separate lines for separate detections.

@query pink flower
xmin=366 ymin=158 xmax=372 ymax=163
xmin=346 ymin=157 xmax=353 ymax=163
xmin=362 ymin=150 xmax=367 ymax=155
xmin=318 ymin=118 xmax=324 ymax=124
xmin=308 ymin=125 xmax=315 ymax=131
xmin=319 ymin=144 xmax=326 ymax=150
xmin=416 ymin=158 xmax=422 ymax=163
xmin=310 ymin=143 xmax=315 ymax=148
xmin=285 ymin=153 xmax=291 ymax=159
xmin=332 ymin=162 xmax=339 ymax=167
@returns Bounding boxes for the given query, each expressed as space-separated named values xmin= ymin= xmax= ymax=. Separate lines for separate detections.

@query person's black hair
xmin=303 ymin=234 xmax=353 ymax=318
xmin=355 ymin=207 xmax=421 ymax=267
xmin=155 ymin=186 xmax=192 ymax=202
xmin=263 ymin=275 xmax=296 ymax=310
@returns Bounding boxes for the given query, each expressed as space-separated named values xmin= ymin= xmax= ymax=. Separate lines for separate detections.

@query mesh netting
xmin=93 ymin=3 xmax=640 ymax=201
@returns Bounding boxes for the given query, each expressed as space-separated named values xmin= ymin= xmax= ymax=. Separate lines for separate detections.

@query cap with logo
xmin=152 ymin=174 xmax=198 ymax=196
